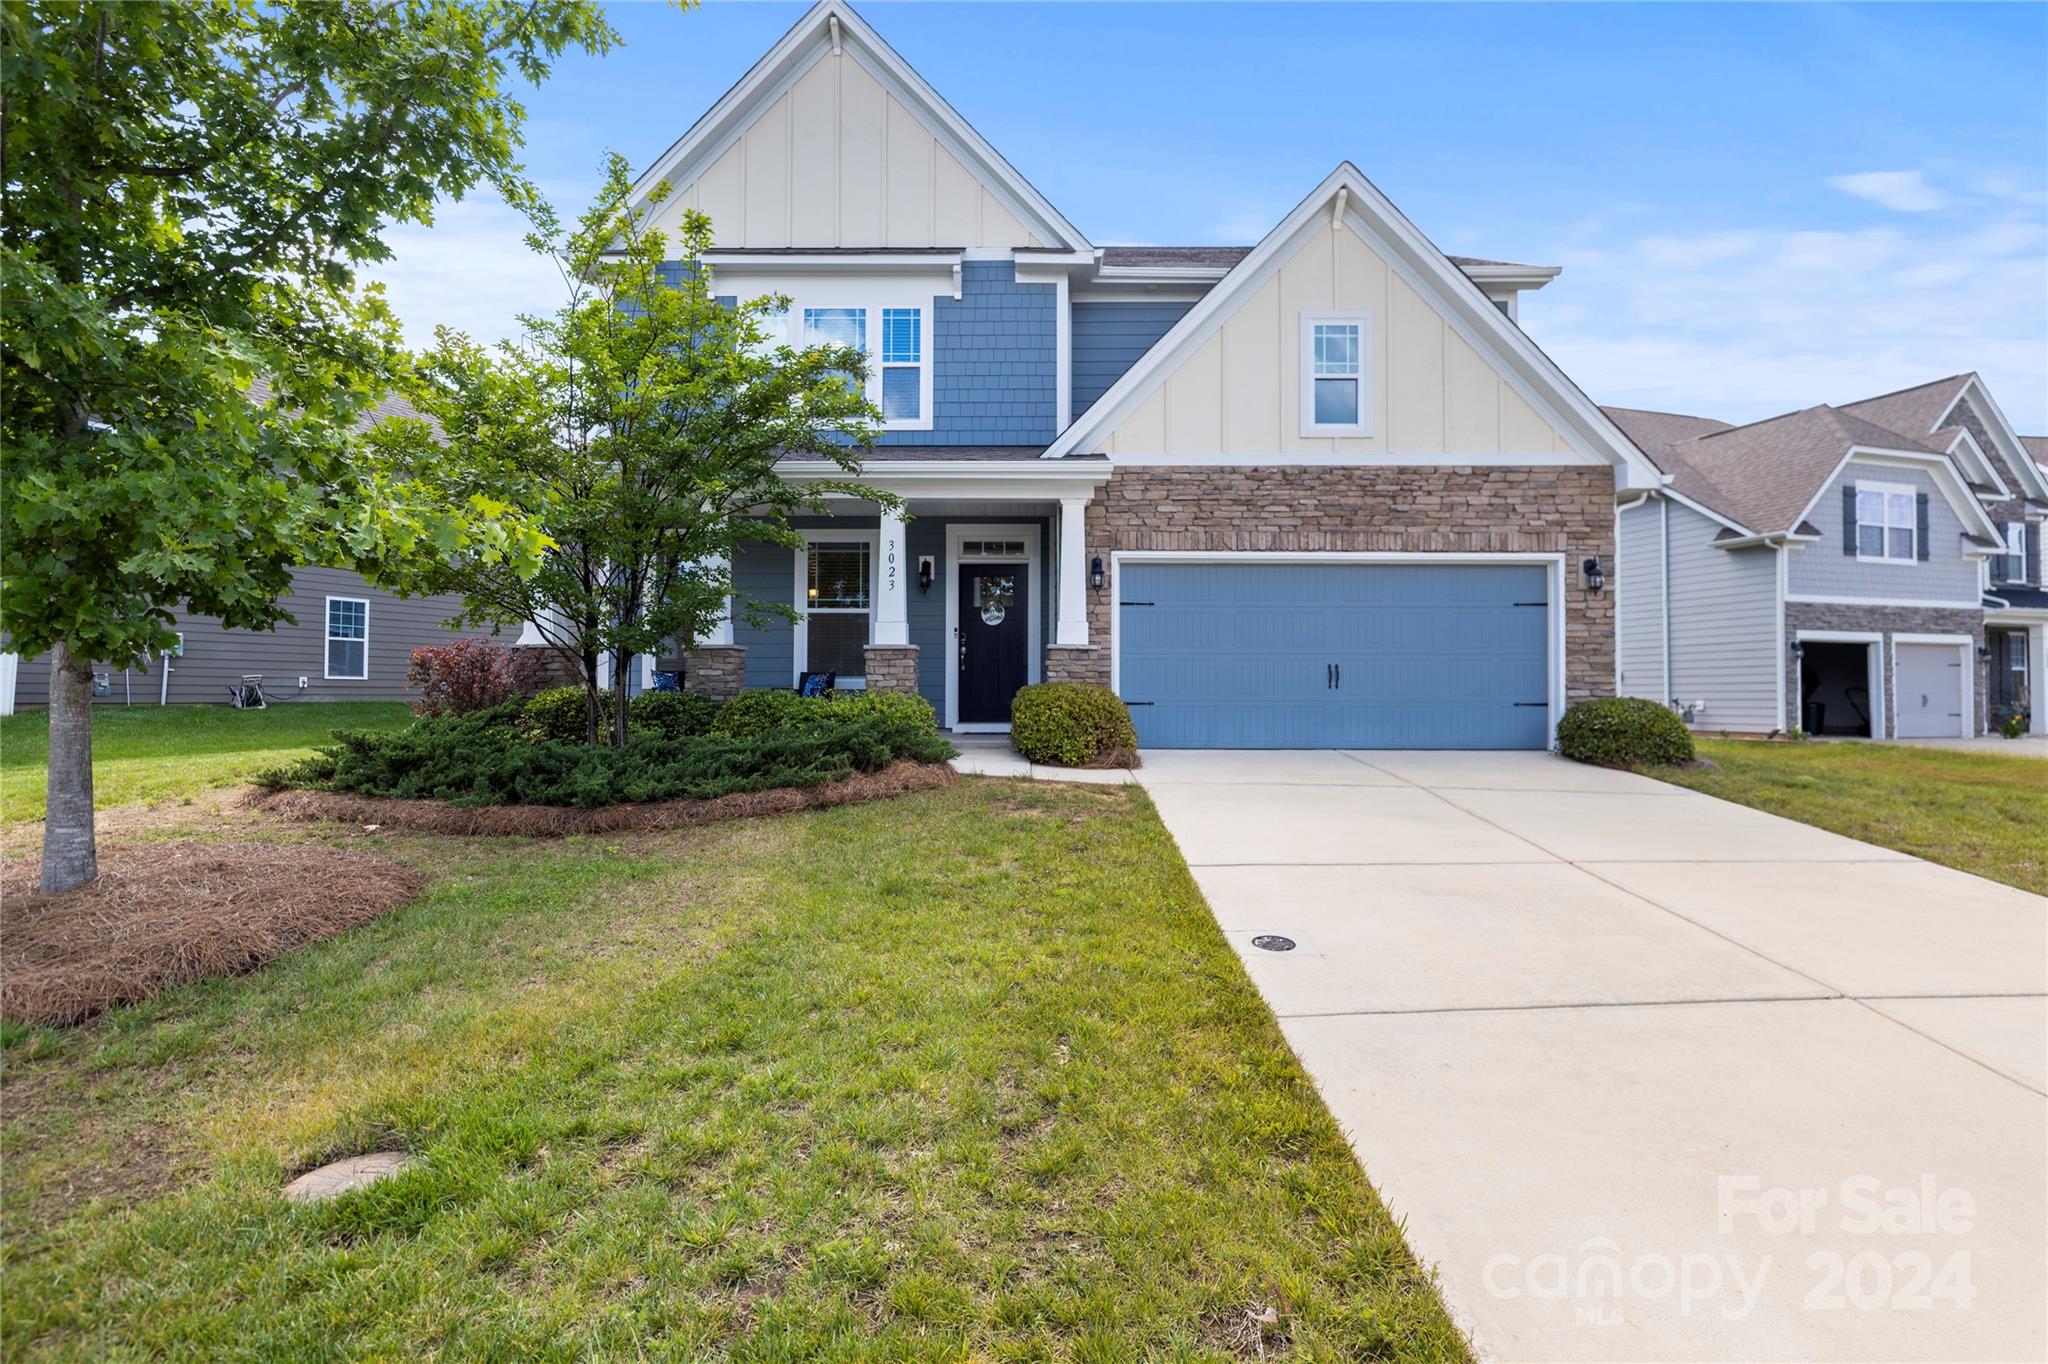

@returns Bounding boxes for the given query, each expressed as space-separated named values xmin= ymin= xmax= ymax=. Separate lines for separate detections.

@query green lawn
xmin=0 ymin=702 xmax=413 ymax=823
xmin=0 ymin=777 xmax=1465 ymax=1360
xmin=1659 ymin=740 xmax=2048 ymax=896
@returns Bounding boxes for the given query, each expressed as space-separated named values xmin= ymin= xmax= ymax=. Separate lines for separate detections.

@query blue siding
xmin=877 ymin=260 xmax=1056 ymax=446
xmin=1119 ymin=562 xmax=1551 ymax=749
xmin=1072 ymin=300 xmax=1194 ymax=418
xmin=732 ymin=540 xmax=795 ymax=688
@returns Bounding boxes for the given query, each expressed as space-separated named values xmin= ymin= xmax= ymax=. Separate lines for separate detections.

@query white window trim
xmin=1299 ymin=310 xmax=1373 ymax=438
xmin=2001 ymin=522 xmax=2027 ymax=582
xmin=793 ymin=530 xmax=880 ymax=688
xmin=720 ymin=275 xmax=937 ymax=433
xmin=943 ymin=523 xmax=1044 ymax=732
xmin=1853 ymin=479 xmax=1919 ymax=565
xmin=324 ymin=596 xmax=369 ymax=681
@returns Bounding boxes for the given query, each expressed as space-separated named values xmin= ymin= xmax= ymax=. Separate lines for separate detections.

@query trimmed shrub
xmin=1009 ymin=683 xmax=1139 ymax=768
xmin=825 ymin=689 xmax=938 ymax=734
xmin=521 ymin=686 xmax=618 ymax=744
xmin=1557 ymin=696 xmax=1695 ymax=768
xmin=267 ymin=712 xmax=955 ymax=809
xmin=628 ymin=689 xmax=719 ymax=740
xmin=405 ymin=638 xmax=549 ymax=717
xmin=710 ymin=689 xmax=813 ymax=739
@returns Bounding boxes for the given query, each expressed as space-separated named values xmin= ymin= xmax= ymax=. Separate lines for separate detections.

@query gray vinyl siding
xmin=1615 ymin=500 xmax=1667 ymax=702
xmin=1663 ymin=501 xmax=1782 ymax=732
xmin=8 ymin=568 xmax=491 ymax=708
xmin=1071 ymin=301 xmax=1194 ymax=418
xmin=1790 ymin=463 xmax=1982 ymax=603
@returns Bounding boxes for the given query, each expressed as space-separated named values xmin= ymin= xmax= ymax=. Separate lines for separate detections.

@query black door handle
xmin=1325 ymin=663 xmax=1333 ymax=689
xmin=1334 ymin=663 xmax=1341 ymax=689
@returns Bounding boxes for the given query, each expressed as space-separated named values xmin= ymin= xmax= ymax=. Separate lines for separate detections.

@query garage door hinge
xmin=1513 ymin=701 xmax=1548 ymax=708
xmin=1513 ymin=601 xmax=1548 ymax=608
xmin=1119 ymin=600 xmax=1154 ymax=607
xmin=1125 ymin=700 xmax=1154 ymax=706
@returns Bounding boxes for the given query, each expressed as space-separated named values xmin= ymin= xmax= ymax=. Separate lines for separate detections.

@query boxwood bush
xmin=710 ymin=688 xmax=939 ymax=739
xmin=628 ymin=689 xmax=719 ymax=740
xmin=1556 ymin=696 xmax=1695 ymax=768
xmin=1009 ymin=683 xmax=1138 ymax=768
xmin=266 ymin=708 xmax=954 ymax=809
xmin=520 ymin=686 xmax=618 ymax=744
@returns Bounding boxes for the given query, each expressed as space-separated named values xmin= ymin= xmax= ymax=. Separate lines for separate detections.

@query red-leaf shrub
xmin=406 ymin=638 xmax=549 ymax=717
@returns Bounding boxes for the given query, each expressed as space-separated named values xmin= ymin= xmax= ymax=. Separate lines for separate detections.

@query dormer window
xmin=1300 ymin=310 xmax=1371 ymax=436
xmin=1854 ymin=482 xmax=1917 ymax=563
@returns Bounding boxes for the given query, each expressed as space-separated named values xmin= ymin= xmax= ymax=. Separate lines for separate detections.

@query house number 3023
xmin=885 ymin=538 xmax=897 ymax=590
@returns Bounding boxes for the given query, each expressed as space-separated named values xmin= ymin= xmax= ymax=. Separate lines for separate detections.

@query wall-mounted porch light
xmin=1581 ymin=556 xmax=1605 ymax=594
xmin=1977 ymin=644 xmax=1992 ymax=662
xmin=917 ymin=555 xmax=934 ymax=594
xmin=1789 ymin=640 xmax=1804 ymax=660
xmin=1089 ymin=555 xmax=1105 ymax=590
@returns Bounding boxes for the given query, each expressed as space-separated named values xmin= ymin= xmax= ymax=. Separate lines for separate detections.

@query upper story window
xmin=1997 ymin=522 xmax=2028 ymax=583
xmin=1853 ymin=482 xmax=1917 ymax=563
xmin=1299 ymin=311 xmax=1371 ymax=436
xmin=325 ymin=597 xmax=368 ymax=680
xmin=879 ymin=309 xmax=923 ymax=421
xmin=785 ymin=302 xmax=930 ymax=431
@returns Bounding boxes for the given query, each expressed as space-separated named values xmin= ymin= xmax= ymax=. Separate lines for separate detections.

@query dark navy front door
xmin=958 ymin=563 xmax=1028 ymax=723
xmin=1117 ymin=561 xmax=1551 ymax=749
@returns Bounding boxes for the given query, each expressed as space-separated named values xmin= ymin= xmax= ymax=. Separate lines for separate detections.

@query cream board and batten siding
xmin=1096 ymin=222 xmax=1579 ymax=461
xmin=1614 ymin=499 xmax=1668 ymax=703
xmin=1789 ymin=462 xmax=1982 ymax=603
xmin=642 ymin=51 xmax=1039 ymax=250
xmin=1617 ymin=498 xmax=1783 ymax=732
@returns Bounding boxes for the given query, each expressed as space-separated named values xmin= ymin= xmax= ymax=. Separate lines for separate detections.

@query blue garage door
xmin=1117 ymin=561 xmax=1551 ymax=749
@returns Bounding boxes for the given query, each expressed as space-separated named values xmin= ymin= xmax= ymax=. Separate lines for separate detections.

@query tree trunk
xmin=613 ymin=648 xmax=633 ymax=748
xmin=41 ymin=639 xmax=98 ymax=894
xmin=581 ymin=651 xmax=601 ymax=747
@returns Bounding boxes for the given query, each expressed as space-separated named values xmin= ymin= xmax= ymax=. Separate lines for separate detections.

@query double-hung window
xmin=1854 ymin=483 xmax=1916 ymax=563
xmin=326 ymin=598 xmax=368 ymax=679
xmin=802 ymin=539 xmax=873 ymax=683
xmin=1999 ymin=522 xmax=2027 ymax=583
xmin=1300 ymin=311 xmax=1370 ymax=436
xmin=794 ymin=302 xmax=930 ymax=430
xmin=879 ymin=308 xmax=923 ymax=422
xmin=803 ymin=307 xmax=866 ymax=398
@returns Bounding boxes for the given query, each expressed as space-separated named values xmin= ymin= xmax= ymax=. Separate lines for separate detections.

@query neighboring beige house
xmin=1609 ymin=374 xmax=2048 ymax=739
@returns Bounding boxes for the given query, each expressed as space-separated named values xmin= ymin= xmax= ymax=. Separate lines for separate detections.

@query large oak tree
xmin=2 ymin=0 xmax=618 ymax=891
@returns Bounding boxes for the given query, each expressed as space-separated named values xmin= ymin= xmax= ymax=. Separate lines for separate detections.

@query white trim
xmin=1661 ymin=497 xmax=1672 ymax=705
xmin=793 ymin=529 xmax=879 ymax=687
xmin=1102 ymin=449 xmax=1589 ymax=470
xmin=1850 ymin=477 xmax=1921 ymax=564
xmin=1041 ymin=163 xmax=1664 ymax=488
xmin=1298 ymin=309 xmax=1373 ymax=437
xmin=1774 ymin=544 xmax=1788 ymax=732
xmin=1054 ymin=270 xmax=1073 ymax=433
xmin=1793 ymin=629 xmax=1887 ymax=739
xmin=1790 ymin=448 xmax=2004 ymax=545
xmin=1941 ymin=427 xmax=2010 ymax=500
xmin=1107 ymin=550 xmax=1568 ymax=747
xmin=1892 ymin=632 xmax=1975 ymax=645
xmin=626 ymin=1 xmax=1090 ymax=254
xmin=323 ymin=595 xmax=370 ymax=681
xmin=943 ymin=522 xmax=1043 ymax=731
xmin=1936 ymin=375 xmax=2048 ymax=504
xmin=1784 ymin=594 xmax=1986 ymax=610
xmin=772 ymin=296 xmax=935 ymax=433
xmin=1068 ymin=285 xmax=1212 ymax=304
xmin=699 ymin=252 xmax=961 ymax=273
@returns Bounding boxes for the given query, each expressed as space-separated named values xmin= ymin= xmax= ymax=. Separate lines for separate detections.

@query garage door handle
xmin=1334 ymin=663 xmax=1340 ymax=689
xmin=1325 ymin=663 xmax=1334 ymax=689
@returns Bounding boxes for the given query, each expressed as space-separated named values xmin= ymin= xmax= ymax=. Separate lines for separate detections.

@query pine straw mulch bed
xmin=2 ymin=843 xmax=426 ymax=1027
xmin=246 ymin=758 xmax=958 ymax=837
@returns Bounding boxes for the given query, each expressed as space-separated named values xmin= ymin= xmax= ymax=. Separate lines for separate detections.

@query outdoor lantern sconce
xmin=1977 ymin=645 xmax=1992 ymax=662
xmin=1089 ymin=556 xmax=1105 ymax=590
xmin=917 ymin=555 xmax=934 ymax=594
xmin=1789 ymin=641 xmax=1804 ymax=660
xmin=1581 ymin=556 xmax=1605 ymax=594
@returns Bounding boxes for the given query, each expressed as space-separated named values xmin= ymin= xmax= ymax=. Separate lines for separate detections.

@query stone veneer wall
xmin=1060 ymin=465 xmax=1617 ymax=705
xmin=682 ymin=645 xmax=747 ymax=703
xmin=1784 ymin=604 xmax=1986 ymax=737
xmin=862 ymin=645 xmax=921 ymax=695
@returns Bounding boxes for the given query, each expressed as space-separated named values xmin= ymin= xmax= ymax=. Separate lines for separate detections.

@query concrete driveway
xmin=1136 ymin=750 xmax=2047 ymax=1364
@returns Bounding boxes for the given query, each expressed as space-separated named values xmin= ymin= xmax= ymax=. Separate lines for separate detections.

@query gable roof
xmin=2023 ymin=435 xmax=2047 ymax=464
xmin=628 ymin=0 xmax=1090 ymax=254
xmin=1095 ymin=245 xmax=1547 ymax=273
xmin=1843 ymin=372 xmax=2048 ymax=505
xmin=1043 ymin=162 xmax=1662 ymax=482
xmin=1837 ymin=374 xmax=1973 ymax=444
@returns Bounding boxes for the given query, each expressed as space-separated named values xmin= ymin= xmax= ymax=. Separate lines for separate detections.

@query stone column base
xmin=682 ymin=645 xmax=747 ymax=702
xmin=862 ymin=644 xmax=920 ymax=694
xmin=1044 ymin=645 xmax=1107 ymax=687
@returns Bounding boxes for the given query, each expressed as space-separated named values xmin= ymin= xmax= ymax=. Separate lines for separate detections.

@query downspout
xmin=1660 ymin=496 xmax=1671 ymax=707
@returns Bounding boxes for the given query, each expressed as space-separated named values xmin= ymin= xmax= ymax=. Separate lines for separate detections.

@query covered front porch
xmin=1985 ymin=599 xmax=2048 ymax=736
xmin=682 ymin=460 xmax=1112 ymax=731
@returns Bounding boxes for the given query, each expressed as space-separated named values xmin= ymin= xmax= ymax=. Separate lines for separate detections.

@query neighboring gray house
xmin=2 ymin=389 xmax=499 ymax=713
xmin=1609 ymin=374 xmax=2048 ymax=739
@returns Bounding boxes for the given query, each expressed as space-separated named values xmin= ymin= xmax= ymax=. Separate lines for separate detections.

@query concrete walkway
xmin=1132 ymin=749 xmax=2047 ymax=1363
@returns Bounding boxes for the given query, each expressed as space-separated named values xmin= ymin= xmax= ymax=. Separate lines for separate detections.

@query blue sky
xmin=370 ymin=1 xmax=2048 ymax=430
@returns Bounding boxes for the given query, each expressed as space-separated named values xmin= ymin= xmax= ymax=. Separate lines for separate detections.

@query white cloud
xmin=1525 ymin=205 xmax=2048 ymax=430
xmin=365 ymin=195 xmax=568 ymax=351
xmin=1826 ymin=170 xmax=1949 ymax=213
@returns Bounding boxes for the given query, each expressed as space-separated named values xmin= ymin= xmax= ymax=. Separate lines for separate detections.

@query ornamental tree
xmin=0 ymin=0 xmax=617 ymax=891
xmin=387 ymin=154 xmax=887 ymax=748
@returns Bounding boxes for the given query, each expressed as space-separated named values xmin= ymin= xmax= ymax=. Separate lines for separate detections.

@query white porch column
xmin=1056 ymin=495 xmax=1091 ymax=648
xmin=874 ymin=508 xmax=910 ymax=646
xmin=2032 ymin=625 xmax=2048 ymax=735
xmin=693 ymin=555 xmax=733 ymax=646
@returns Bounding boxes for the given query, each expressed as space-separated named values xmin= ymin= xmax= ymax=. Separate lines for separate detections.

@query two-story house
xmin=1608 ymin=373 xmax=2048 ymax=739
xmin=665 ymin=0 xmax=1662 ymax=749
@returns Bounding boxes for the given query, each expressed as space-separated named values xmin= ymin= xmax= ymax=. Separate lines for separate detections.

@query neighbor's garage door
xmin=1116 ymin=561 xmax=1552 ymax=749
xmin=1894 ymin=642 xmax=1965 ymax=738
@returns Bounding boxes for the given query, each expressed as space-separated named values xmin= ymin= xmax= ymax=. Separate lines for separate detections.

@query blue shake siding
xmin=879 ymin=260 xmax=1055 ymax=446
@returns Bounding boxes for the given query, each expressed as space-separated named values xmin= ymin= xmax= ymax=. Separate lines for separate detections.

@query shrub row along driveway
xmin=1135 ymin=749 xmax=2047 ymax=1363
